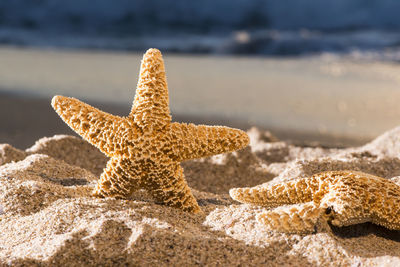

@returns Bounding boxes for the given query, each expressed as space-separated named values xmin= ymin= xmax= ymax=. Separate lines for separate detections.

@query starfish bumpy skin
xmin=230 ymin=171 xmax=400 ymax=233
xmin=52 ymin=48 xmax=249 ymax=213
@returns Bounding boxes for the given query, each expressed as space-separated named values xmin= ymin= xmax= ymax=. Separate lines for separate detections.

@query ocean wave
xmin=1 ymin=0 xmax=400 ymax=60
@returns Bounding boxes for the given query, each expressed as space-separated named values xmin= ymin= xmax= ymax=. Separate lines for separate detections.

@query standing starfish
xmin=230 ymin=171 xmax=400 ymax=233
xmin=52 ymin=48 xmax=249 ymax=213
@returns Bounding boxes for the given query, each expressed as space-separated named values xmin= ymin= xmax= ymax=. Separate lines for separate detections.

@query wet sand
xmin=1 ymin=46 xmax=400 ymax=148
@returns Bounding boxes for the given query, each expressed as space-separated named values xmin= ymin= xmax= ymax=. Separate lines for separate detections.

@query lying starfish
xmin=52 ymin=48 xmax=249 ymax=213
xmin=230 ymin=171 xmax=400 ymax=233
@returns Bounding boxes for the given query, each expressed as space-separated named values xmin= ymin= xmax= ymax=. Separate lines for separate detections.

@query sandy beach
xmin=2 ymin=46 xmax=400 ymax=148
xmin=1 ymin=127 xmax=400 ymax=266
xmin=3 ymin=0 xmax=400 ymax=264
xmin=1 ymin=46 xmax=400 ymax=266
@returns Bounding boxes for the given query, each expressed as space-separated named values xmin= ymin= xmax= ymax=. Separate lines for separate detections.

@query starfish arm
xmin=146 ymin=162 xmax=201 ymax=213
xmin=257 ymin=202 xmax=323 ymax=233
xmin=319 ymin=174 xmax=400 ymax=230
xmin=130 ymin=48 xmax=171 ymax=131
xmin=93 ymin=158 xmax=142 ymax=198
xmin=52 ymin=95 xmax=137 ymax=157
xmin=229 ymin=178 xmax=320 ymax=207
xmin=372 ymin=186 xmax=400 ymax=230
xmin=171 ymin=123 xmax=250 ymax=161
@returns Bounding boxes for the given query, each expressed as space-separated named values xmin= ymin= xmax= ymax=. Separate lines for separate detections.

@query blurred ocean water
xmin=2 ymin=0 xmax=400 ymax=60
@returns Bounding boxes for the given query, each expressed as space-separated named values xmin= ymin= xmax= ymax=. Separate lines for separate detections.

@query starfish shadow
xmin=327 ymin=222 xmax=400 ymax=259
xmin=38 ymin=175 xmax=89 ymax=186
xmin=330 ymin=222 xmax=400 ymax=242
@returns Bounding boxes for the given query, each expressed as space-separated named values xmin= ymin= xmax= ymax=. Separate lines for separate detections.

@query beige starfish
xmin=230 ymin=171 xmax=400 ymax=233
xmin=52 ymin=48 xmax=249 ymax=213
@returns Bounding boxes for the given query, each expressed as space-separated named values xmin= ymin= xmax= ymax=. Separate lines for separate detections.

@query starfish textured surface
xmin=52 ymin=48 xmax=249 ymax=213
xmin=230 ymin=171 xmax=400 ymax=233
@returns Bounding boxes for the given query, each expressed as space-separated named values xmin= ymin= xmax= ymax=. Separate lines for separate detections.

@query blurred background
xmin=2 ymin=0 xmax=400 ymax=148
xmin=3 ymin=0 xmax=400 ymax=57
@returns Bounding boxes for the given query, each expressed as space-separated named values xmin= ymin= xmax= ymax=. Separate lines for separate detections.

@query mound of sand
xmin=1 ymin=128 xmax=400 ymax=266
